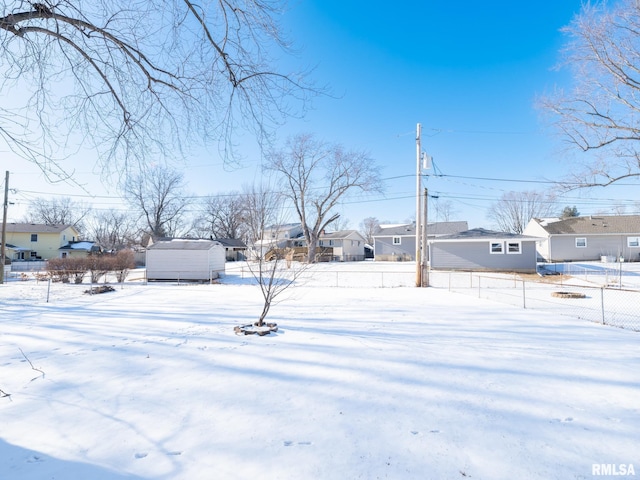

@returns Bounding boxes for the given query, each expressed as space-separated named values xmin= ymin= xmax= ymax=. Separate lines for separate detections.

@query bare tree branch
xmin=0 ymin=0 xmax=320 ymax=182
xmin=540 ymin=0 xmax=640 ymax=188
xmin=266 ymin=133 xmax=383 ymax=262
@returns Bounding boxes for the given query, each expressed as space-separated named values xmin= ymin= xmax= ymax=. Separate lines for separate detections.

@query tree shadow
xmin=0 ymin=438 xmax=145 ymax=479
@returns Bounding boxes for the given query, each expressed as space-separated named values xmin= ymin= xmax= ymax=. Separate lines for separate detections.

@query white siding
xmin=146 ymin=243 xmax=225 ymax=281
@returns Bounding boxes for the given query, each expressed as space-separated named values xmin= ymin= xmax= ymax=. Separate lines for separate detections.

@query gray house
xmin=373 ymin=221 xmax=468 ymax=261
xmin=215 ymin=238 xmax=248 ymax=261
xmin=428 ymin=228 xmax=539 ymax=273
xmin=146 ymin=239 xmax=225 ymax=281
xmin=524 ymin=215 xmax=640 ymax=262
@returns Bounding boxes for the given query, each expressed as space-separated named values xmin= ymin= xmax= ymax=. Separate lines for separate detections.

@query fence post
xmin=478 ymin=276 xmax=481 ymax=298
xmin=522 ymin=280 xmax=526 ymax=309
xmin=600 ymin=287 xmax=605 ymax=325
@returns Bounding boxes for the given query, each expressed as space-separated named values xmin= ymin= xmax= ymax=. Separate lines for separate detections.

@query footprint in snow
xmin=551 ymin=417 xmax=574 ymax=423
xmin=283 ymin=441 xmax=312 ymax=446
xmin=134 ymin=452 xmax=148 ymax=459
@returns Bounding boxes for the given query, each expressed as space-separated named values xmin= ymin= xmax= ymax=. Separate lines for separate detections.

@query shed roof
xmin=533 ymin=215 xmax=640 ymax=235
xmin=147 ymin=239 xmax=221 ymax=250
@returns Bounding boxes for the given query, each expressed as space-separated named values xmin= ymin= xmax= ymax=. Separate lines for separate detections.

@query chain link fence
xmin=429 ymin=270 xmax=640 ymax=332
xmin=227 ymin=262 xmax=640 ymax=331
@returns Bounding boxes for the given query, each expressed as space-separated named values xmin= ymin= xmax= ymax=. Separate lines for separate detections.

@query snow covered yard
xmin=0 ymin=264 xmax=638 ymax=480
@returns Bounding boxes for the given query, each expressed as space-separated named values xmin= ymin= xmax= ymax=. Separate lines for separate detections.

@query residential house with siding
xmin=5 ymin=223 xmax=81 ymax=261
xmin=215 ymin=238 xmax=248 ymax=261
xmin=252 ymin=223 xmax=305 ymax=258
xmin=373 ymin=221 xmax=468 ymax=261
xmin=318 ymin=230 xmax=367 ymax=261
xmin=523 ymin=215 xmax=640 ymax=262
xmin=428 ymin=228 xmax=539 ymax=273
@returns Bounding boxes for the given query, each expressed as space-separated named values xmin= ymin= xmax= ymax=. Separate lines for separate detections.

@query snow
xmin=1 ymin=262 xmax=638 ymax=480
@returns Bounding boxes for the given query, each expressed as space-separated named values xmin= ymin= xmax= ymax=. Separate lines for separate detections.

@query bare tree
xmin=266 ymin=133 xmax=383 ymax=262
xmin=432 ymin=199 xmax=459 ymax=223
xmin=194 ymin=192 xmax=247 ymax=240
xmin=240 ymin=183 xmax=282 ymax=246
xmin=24 ymin=196 xmax=91 ymax=235
xmin=0 ymin=1 xmax=317 ymax=181
xmin=487 ymin=191 xmax=556 ymax=234
xmin=86 ymin=209 xmax=138 ymax=251
xmin=540 ymin=0 xmax=640 ymax=187
xmin=124 ymin=166 xmax=189 ymax=238
xmin=359 ymin=217 xmax=380 ymax=246
xmin=240 ymin=200 xmax=307 ymax=334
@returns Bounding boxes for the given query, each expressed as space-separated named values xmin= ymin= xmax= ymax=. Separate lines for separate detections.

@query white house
xmin=146 ymin=239 xmax=225 ymax=281
xmin=252 ymin=223 xmax=305 ymax=259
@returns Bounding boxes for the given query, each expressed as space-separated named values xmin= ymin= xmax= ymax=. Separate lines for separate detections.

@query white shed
xmin=146 ymin=239 xmax=225 ymax=281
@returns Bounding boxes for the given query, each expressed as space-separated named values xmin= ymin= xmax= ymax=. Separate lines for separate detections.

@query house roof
xmin=6 ymin=223 xmax=76 ymax=234
xmin=428 ymin=221 xmax=469 ymax=235
xmin=431 ymin=228 xmax=539 ymax=242
xmin=533 ymin=215 xmax=640 ymax=235
xmin=59 ymin=241 xmax=97 ymax=251
xmin=215 ymin=238 xmax=248 ymax=248
xmin=5 ymin=243 xmax=30 ymax=251
xmin=147 ymin=239 xmax=221 ymax=250
xmin=374 ymin=221 xmax=469 ymax=237
xmin=375 ymin=223 xmax=416 ymax=236
xmin=264 ymin=222 xmax=302 ymax=231
xmin=319 ymin=230 xmax=365 ymax=241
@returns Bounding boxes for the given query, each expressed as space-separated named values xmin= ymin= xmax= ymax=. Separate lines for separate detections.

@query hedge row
xmin=46 ymin=250 xmax=135 ymax=284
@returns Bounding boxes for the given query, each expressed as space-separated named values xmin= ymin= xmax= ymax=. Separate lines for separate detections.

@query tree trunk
xmin=257 ymin=301 xmax=271 ymax=327
xmin=307 ymin=241 xmax=317 ymax=263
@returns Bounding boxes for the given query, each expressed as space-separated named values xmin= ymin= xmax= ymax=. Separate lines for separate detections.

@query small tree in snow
xmin=236 ymin=190 xmax=308 ymax=334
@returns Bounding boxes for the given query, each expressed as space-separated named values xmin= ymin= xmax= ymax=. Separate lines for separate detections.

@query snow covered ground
xmin=1 ymin=262 xmax=638 ymax=479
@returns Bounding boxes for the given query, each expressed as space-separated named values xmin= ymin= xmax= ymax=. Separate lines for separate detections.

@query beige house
xmin=5 ymin=223 xmax=81 ymax=261
xmin=318 ymin=230 xmax=367 ymax=261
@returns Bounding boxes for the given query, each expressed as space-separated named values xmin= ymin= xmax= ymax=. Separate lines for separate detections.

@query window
xmin=628 ymin=237 xmax=640 ymax=248
xmin=319 ymin=240 xmax=324 ymax=247
xmin=576 ymin=237 xmax=587 ymax=248
xmin=506 ymin=241 xmax=521 ymax=254
xmin=30 ymin=233 xmax=38 ymax=242
xmin=392 ymin=236 xmax=401 ymax=245
xmin=329 ymin=240 xmax=334 ymax=246
xmin=490 ymin=242 xmax=503 ymax=254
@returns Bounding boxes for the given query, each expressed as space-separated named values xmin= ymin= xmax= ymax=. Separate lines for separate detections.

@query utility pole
xmin=1 ymin=171 xmax=8 ymax=285
xmin=415 ymin=123 xmax=422 ymax=287
xmin=422 ymin=187 xmax=428 ymax=287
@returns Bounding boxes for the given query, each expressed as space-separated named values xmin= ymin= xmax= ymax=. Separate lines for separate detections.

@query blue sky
xmin=7 ymin=1 xmax=640 ymax=229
